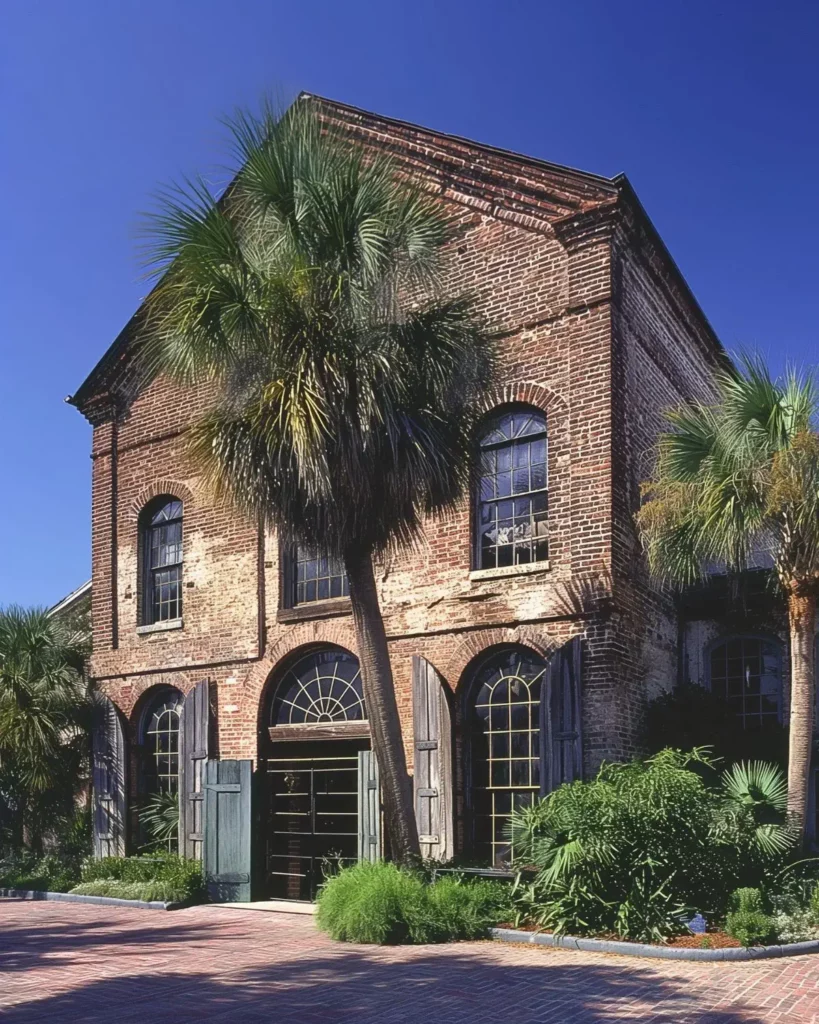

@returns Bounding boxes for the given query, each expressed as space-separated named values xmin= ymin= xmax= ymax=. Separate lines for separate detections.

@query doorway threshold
xmin=216 ymin=900 xmax=315 ymax=915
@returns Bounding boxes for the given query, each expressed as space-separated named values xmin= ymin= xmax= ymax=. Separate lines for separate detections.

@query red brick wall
xmin=79 ymin=102 xmax=725 ymax=853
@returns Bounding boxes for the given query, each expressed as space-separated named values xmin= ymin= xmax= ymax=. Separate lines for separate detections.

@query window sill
xmin=136 ymin=618 xmax=184 ymax=636
xmin=277 ymin=598 xmax=352 ymax=623
xmin=469 ymin=561 xmax=550 ymax=582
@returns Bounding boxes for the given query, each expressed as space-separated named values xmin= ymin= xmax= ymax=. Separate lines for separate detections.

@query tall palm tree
xmin=137 ymin=100 xmax=496 ymax=861
xmin=637 ymin=356 xmax=819 ymax=836
xmin=0 ymin=607 xmax=89 ymax=852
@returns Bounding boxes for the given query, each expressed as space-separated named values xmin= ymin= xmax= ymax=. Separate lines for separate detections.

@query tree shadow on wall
xmin=1 ymin=939 xmax=776 ymax=1024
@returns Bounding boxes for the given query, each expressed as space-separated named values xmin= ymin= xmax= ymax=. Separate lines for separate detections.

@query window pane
xmin=292 ymin=546 xmax=348 ymax=606
xmin=468 ymin=647 xmax=546 ymax=866
xmin=477 ymin=409 xmax=548 ymax=569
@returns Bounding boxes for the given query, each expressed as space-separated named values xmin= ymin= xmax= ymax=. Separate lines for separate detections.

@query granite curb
xmin=0 ymin=887 xmax=183 ymax=910
xmin=490 ymin=926 xmax=819 ymax=961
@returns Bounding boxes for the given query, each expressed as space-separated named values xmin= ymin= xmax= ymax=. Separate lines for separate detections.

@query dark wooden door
xmin=264 ymin=739 xmax=369 ymax=900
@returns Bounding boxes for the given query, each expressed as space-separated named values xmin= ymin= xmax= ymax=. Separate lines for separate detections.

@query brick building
xmin=70 ymin=95 xmax=736 ymax=899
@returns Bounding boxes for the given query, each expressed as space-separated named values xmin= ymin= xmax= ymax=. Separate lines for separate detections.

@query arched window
xmin=141 ymin=497 xmax=183 ymax=624
xmin=708 ymin=636 xmax=782 ymax=729
xmin=476 ymin=407 xmax=548 ymax=569
xmin=140 ymin=687 xmax=183 ymax=794
xmin=466 ymin=646 xmax=547 ymax=865
xmin=270 ymin=648 xmax=365 ymax=726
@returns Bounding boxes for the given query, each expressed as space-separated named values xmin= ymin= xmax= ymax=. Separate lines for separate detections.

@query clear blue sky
xmin=2 ymin=0 xmax=817 ymax=607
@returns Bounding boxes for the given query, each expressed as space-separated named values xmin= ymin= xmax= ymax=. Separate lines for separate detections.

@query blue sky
xmin=1 ymin=0 xmax=817 ymax=607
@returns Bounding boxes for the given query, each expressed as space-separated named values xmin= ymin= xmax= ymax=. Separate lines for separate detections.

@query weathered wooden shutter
xmin=92 ymin=694 xmax=127 ymax=858
xmin=412 ymin=655 xmax=454 ymax=862
xmin=181 ymin=680 xmax=210 ymax=861
xmin=203 ymin=759 xmax=252 ymax=902
xmin=357 ymin=749 xmax=381 ymax=862
xmin=540 ymin=636 xmax=583 ymax=796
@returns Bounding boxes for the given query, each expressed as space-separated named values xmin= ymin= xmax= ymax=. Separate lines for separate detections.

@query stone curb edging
xmin=490 ymin=927 xmax=819 ymax=961
xmin=0 ymin=888 xmax=183 ymax=911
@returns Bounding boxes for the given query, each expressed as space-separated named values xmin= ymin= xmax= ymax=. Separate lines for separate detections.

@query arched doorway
xmin=261 ymin=646 xmax=372 ymax=900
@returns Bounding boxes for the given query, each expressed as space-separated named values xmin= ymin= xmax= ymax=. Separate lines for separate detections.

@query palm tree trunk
xmin=344 ymin=548 xmax=420 ymax=864
xmin=786 ymin=587 xmax=816 ymax=836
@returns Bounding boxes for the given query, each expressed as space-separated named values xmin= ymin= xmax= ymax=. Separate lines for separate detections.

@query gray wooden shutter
xmin=203 ymin=759 xmax=252 ymax=902
xmin=181 ymin=680 xmax=210 ymax=861
xmin=92 ymin=694 xmax=127 ymax=858
xmin=357 ymin=749 xmax=381 ymax=862
xmin=412 ymin=655 xmax=454 ymax=862
xmin=540 ymin=636 xmax=583 ymax=796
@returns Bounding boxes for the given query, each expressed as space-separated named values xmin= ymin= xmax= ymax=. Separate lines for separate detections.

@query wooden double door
xmin=263 ymin=738 xmax=378 ymax=901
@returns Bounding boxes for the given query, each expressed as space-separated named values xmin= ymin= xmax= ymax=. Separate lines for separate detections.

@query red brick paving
xmin=2 ymin=900 xmax=819 ymax=1023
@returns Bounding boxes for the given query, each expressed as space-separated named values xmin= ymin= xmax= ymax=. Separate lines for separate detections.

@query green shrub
xmin=76 ymin=854 xmax=204 ymax=903
xmin=316 ymin=861 xmax=509 ymax=944
xmin=0 ymin=850 xmax=81 ymax=893
xmin=506 ymin=749 xmax=794 ymax=943
xmin=70 ymin=879 xmax=188 ymax=903
xmin=725 ymin=888 xmax=776 ymax=947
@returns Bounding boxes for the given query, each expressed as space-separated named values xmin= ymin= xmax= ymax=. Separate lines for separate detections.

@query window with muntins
xmin=709 ymin=636 xmax=782 ymax=729
xmin=467 ymin=646 xmax=547 ymax=865
xmin=141 ymin=688 xmax=183 ymax=794
xmin=142 ymin=498 xmax=183 ymax=624
xmin=270 ymin=648 xmax=365 ymax=726
xmin=476 ymin=408 xmax=548 ymax=569
xmin=290 ymin=546 xmax=349 ymax=605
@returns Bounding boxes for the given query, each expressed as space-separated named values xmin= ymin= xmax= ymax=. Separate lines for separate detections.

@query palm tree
xmin=637 ymin=356 xmax=819 ymax=836
xmin=0 ymin=607 xmax=89 ymax=853
xmin=137 ymin=100 xmax=496 ymax=861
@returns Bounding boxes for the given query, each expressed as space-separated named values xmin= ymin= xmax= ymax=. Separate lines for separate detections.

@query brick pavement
xmin=2 ymin=900 xmax=819 ymax=1023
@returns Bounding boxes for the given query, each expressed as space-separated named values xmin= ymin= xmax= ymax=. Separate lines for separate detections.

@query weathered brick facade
xmin=72 ymin=96 xmax=727 ymax=862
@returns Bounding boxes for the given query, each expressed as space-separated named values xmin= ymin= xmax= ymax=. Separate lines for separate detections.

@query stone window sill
xmin=277 ymin=598 xmax=352 ymax=624
xmin=468 ymin=561 xmax=550 ymax=582
xmin=136 ymin=618 xmax=184 ymax=636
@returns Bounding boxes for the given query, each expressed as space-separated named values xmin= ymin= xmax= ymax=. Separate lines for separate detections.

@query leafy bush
xmin=71 ymin=879 xmax=188 ymax=903
xmin=0 ymin=847 xmax=83 ymax=893
xmin=316 ymin=861 xmax=509 ymax=944
xmin=725 ymin=888 xmax=776 ymax=947
xmin=138 ymin=791 xmax=179 ymax=852
xmin=507 ymin=749 xmax=794 ymax=943
xmin=76 ymin=854 xmax=204 ymax=903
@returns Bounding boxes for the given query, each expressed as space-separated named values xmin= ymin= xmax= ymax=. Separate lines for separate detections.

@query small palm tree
xmin=137 ymin=100 xmax=496 ymax=861
xmin=0 ymin=607 xmax=89 ymax=852
xmin=637 ymin=356 xmax=819 ymax=836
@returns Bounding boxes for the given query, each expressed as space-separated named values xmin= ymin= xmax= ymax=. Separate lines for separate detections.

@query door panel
xmin=265 ymin=739 xmax=367 ymax=900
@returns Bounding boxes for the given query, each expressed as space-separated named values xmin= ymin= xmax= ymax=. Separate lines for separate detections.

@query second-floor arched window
xmin=476 ymin=407 xmax=548 ymax=569
xmin=141 ymin=497 xmax=183 ymax=624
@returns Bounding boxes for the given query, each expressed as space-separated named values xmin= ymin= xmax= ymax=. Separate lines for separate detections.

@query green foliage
xmin=506 ymin=749 xmax=795 ymax=943
xmin=0 ymin=849 xmax=80 ymax=893
xmin=636 ymin=355 xmax=819 ymax=590
xmin=315 ymin=861 xmax=509 ymax=944
xmin=725 ymin=887 xmax=776 ymax=947
xmin=0 ymin=607 xmax=91 ymax=854
xmin=138 ymin=790 xmax=180 ymax=850
xmin=137 ymin=98 xmax=496 ymax=567
xmin=77 ymin=853 xmax=204 ymax=903
xmin=71 ymin=879 xmax=187 ymax=903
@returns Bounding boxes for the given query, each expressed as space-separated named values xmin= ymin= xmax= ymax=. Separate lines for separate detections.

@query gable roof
xmin=67 ymin=94 xmax=721 ymax=418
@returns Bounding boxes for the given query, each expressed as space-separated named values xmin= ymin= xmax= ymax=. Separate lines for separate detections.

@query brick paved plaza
xmin=2 ymin=900 xmax=819 ymax=1023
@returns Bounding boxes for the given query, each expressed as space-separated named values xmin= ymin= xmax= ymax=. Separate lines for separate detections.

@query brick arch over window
xmin=445 ymin=627 xmax=558 ymax=690
xmin=127 ymin=480 xmax=196 ymax=523
xmin=479 ymin=381 xmax=567 ymax=417
xmin=245 ymin=622 xmax=360 ymax=729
